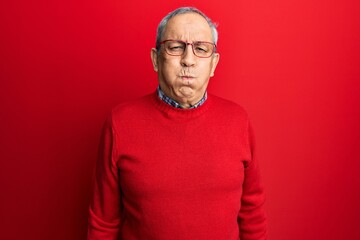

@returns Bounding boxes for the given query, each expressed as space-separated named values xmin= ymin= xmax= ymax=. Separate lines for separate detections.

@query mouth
xmin=180 ymin=75 xmax=195 ymax=81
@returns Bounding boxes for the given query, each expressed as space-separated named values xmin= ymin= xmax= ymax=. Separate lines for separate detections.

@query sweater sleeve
xmin=238 ymin=122 xmax=268 ymax=240
xmin=88 ymin=114 xmax=122 ymax=240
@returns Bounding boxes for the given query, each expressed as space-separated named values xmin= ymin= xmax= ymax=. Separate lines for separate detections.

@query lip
xmin=180 ymin=75 xmax=195 ymax=80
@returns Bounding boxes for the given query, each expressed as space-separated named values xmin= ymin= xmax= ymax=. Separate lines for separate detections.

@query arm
xmin=238 ymin=122 xmax=268 ymax=240
xmin=88 ymin=114 xmax=122 ymax=240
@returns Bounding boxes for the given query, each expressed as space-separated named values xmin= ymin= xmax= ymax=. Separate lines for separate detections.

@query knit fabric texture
xmin=88 ymin=92 xmax=267 ymax=240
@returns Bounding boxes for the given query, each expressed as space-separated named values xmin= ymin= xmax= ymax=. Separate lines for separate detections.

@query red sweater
xmin=88 ymin=92 xmax=267 ymax=240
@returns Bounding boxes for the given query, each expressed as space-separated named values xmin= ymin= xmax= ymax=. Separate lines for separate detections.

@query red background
xmin=1 ymin=0 xmax=360 ymax=239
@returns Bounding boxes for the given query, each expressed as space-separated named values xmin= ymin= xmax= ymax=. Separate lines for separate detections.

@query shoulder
xmin=106 ymin=93 xmax=156 ymax=129
xmin=208 ymin=93 xmax=250 ymax=121
xmin=111 ymin=93 xmax=154 ymax=117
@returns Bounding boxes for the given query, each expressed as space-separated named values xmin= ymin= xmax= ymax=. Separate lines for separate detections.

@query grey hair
xmin=155 ymin=7 xmax=218 ymax=51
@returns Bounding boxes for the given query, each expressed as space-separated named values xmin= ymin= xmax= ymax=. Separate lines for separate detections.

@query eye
xmin=167 ymin=42 xmax=185 ymax=51
xmin=194 ymin=43 xmax=210 ymax=53
xmin=170 ymin=45 xmax=184 ymax=50
xmin=195 ymin=46 xmax=208 ymax=52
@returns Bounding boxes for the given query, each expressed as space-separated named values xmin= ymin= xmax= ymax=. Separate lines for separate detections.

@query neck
xmin=157 ymin=86 xmax=207 ymax=109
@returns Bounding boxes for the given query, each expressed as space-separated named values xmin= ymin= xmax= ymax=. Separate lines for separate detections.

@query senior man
xmin=88 ymin=7 xmax=267 ymax=240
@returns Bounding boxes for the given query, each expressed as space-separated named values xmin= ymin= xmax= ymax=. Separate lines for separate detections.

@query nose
xmin=180 ymin=43 xmax=196 ymax=67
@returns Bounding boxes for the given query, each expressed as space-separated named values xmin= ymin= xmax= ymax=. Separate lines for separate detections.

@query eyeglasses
xmin=160 ymin=40 xmax=216 ymax=58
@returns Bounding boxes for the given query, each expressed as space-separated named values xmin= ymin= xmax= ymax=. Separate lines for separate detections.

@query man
xmin=88 ymin=7 xmax=267 ymax=240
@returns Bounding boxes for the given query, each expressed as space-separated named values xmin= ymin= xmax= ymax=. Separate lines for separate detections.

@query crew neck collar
xmin=151 ymin=91 xmax=211 ymax=119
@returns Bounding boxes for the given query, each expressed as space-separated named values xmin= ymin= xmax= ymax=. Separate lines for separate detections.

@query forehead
xmin=162 ymin=13 xmax=213 ymax=41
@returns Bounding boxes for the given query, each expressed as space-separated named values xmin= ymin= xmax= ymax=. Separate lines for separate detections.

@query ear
xmin=210 ymin=53 xmax=220 ymax=77
xmin=151 ymin=48 xmax=159 ymax=72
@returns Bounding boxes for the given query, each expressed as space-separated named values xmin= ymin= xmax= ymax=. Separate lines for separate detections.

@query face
xmin=151 ymin=13 xmax=220 ymax=108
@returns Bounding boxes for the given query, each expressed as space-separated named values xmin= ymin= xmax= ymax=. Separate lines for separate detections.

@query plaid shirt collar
xmin=157 ymin=86 xmax=207 ymax=109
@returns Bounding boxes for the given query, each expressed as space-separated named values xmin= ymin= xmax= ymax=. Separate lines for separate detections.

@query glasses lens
xmin=164 ymin=41 xmax=185 ymax=56
xmin=163 ymin=40 xmax=215 ymax=58
xmin=193 ymin=42 xmax=214 ymax=57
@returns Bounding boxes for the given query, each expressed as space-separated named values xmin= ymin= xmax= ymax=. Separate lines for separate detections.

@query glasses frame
xmin=160 ymin=39 xmax=217 ymax=58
